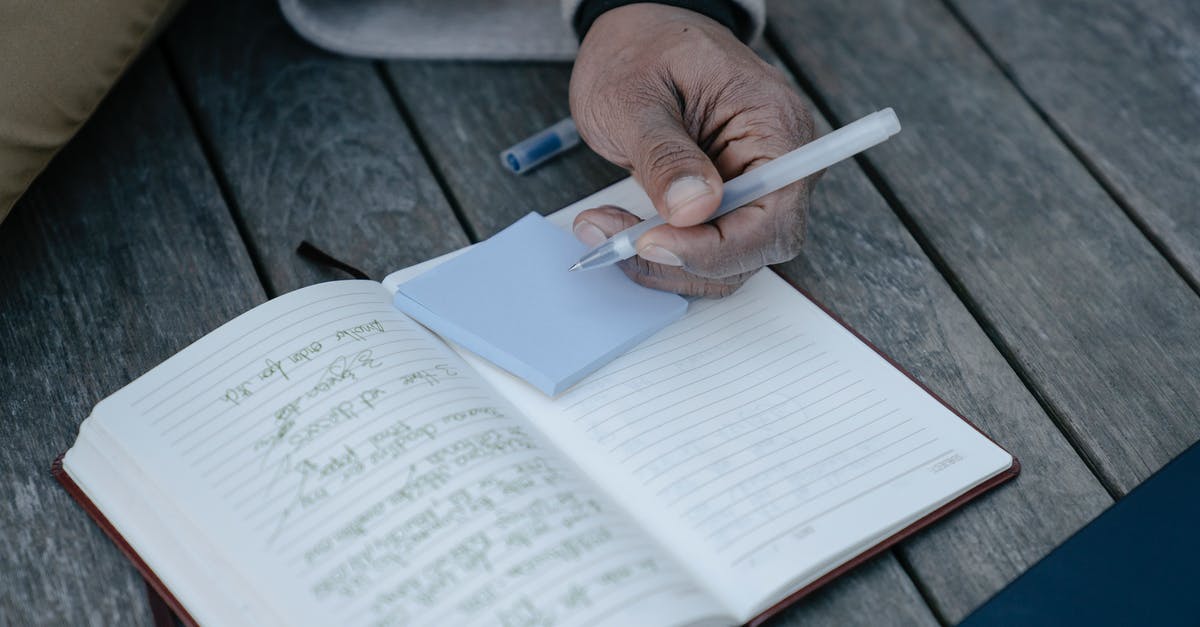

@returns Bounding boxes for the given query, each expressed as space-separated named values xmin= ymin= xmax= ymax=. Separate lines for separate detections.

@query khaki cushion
xmin=0 ymin=0 xmax=184 ymax=224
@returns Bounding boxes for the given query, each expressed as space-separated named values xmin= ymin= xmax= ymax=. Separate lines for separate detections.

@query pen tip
xmin=568 ymin=263 xmax=582 ymax=272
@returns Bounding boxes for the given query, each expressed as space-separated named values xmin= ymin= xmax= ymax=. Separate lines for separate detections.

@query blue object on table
xmin=960 ymin=439 xmax=1200 ymax=627
xmin=499 ymin=117 xmax=580 ymax=174
xmin=393 ymin=212 xmax=688 ymax=396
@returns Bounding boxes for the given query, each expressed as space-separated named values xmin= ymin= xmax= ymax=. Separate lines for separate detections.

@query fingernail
xmin=573 ymin=221 xmax=607 ymax=247
xmin=665 ymin=176 xmax=712 ymax=218
xmin=638 ymin=244 xmax=683 ymax=266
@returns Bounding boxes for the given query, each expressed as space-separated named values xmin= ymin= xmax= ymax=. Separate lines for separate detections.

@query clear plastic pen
xmin=569 ymin=108 xmax=902 ymax=271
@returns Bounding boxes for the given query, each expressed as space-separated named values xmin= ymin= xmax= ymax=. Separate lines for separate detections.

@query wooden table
xmin=3 ymin=0 xmax=1197 ymax=623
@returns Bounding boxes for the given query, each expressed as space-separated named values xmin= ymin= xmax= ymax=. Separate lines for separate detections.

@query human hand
xmin=569 ymin=3 xmax=817 ymax=297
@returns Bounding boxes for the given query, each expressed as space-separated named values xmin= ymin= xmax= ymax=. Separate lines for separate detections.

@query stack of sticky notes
xmin=393 ymin=213 xmax=688 ymax=395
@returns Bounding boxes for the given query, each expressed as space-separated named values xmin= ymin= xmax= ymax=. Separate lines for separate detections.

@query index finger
xmin=635 ymin=179 xmax=811 ymax=279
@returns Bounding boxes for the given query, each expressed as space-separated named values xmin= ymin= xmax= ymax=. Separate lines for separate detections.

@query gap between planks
xmin=935 ymin=0 xmax=1200 ymax=301
xmin=159 ymin=40 xmax=278 ymax=298
xmin=373 ymin=61 xmax=483 ymax=245
xmin=763 ymin=26 xmax=1123 ymax=503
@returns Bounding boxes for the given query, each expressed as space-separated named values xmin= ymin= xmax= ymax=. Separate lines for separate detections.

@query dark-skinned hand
xmin=570 ymin=3 xmax=818 ymax=297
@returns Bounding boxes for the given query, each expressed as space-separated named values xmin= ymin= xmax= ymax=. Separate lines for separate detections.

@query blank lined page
xmin=71 ymin=280 xmax=723 ymax=626
xmin=459 ymin=270 xmax=1014 ymax=619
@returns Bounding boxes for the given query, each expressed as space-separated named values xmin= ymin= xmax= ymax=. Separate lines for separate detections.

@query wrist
xmin=573 ymin=0 xmax=750 ymax=42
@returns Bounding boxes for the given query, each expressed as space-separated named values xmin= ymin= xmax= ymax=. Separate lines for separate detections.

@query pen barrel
xmin=715 ymin=108 xmax=901 ymax=217
xmin=610 ymin=215 xmax=667 ymax=257
xmin=580 ymin=109 xmax=900 ymax=270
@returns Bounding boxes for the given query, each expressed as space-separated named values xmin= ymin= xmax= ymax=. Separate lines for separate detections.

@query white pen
xmin=569 ymin=108 xmax=902 ymax=271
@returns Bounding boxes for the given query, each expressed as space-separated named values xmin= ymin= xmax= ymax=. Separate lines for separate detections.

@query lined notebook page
xmin=433 ymin=272 xmax=1013 ymax=619
xmin=67 ymin=281 xmax=723 ymax=627
xmin=387 ymin=180 xmax=1013 ymax=619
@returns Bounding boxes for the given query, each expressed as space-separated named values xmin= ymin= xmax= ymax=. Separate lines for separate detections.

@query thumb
xmin=627 ymin=110 xmax=723 ymax=227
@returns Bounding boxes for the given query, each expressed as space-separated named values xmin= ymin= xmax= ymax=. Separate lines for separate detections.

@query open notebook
xmin=55 ymin=178 xmax=1017 ymax=626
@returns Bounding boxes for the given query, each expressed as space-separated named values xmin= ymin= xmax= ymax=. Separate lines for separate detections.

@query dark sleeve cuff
xmin=573 ymin=0 xmax=752 ymax=43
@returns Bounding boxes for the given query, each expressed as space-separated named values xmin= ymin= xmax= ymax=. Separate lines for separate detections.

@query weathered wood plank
xmin=383 ymin=61 xmax=626 ymax=240
xmin=0 ymin=50 xmax=264 ymax=625
xmin=385 ymin=59 xmax=936 ymax=626
xmin=772 ymin=555 xmax=937 ymax=627
xmin=769 ymin=0 xmax=1200 ymax=497
xmin=164 ymin=0 xmax=470 ymax=294
xmin=384 ymin=58 xmax=1030 ymax=625
xmin=769 ymin=85 xmax=1112 ymax=622
xmin=392 ymin=52 xmax=1115 ymax=622
xmin=949 ymin=0 xmax=1200 ymax=291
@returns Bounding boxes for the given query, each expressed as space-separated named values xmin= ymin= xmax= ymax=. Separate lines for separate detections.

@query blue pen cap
xmin=500 ymin=117 xmax=580 ymax=175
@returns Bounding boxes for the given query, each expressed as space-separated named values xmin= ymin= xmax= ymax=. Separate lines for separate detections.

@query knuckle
xmin=700 ymin=280 xmax=740 ymax=298
xmin=788 ymin=101 xmax=816 ymax=142
xmin=757 ymin=88 xmax=814 ymax=147
xmin=620 ymin=264 xmax=689 ymax=295
xmin=765 ymin=207 xmax=806 ymax=263
xmin=618 ymin=256 xmax=730 ymax=298
xmin=620 ymin=254 xmax=671 ymax=281
xmin=690 ymin=281 xmax=722 ymax=297
xmin=679 ymin=251 xmax=725 ymax=279
xmin=622 ymin=266 xmax=659 ymax=290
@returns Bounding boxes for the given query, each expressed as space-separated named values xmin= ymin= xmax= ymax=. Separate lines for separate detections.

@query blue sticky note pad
xmin=394 ymin=213 xmax=688 ymax=396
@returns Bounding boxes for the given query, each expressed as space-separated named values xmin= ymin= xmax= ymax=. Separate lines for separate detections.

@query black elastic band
xmin=296 ymin=240 xmax=372 ymax=281
xmin=574 ymin=0 xmax=751 ymax=42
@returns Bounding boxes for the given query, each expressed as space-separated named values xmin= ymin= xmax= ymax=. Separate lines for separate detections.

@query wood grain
xmin=768 ymin=0 xmax=1200 ymax=498
xmin=0 ymin=51 xmax=263 ymax=626
xmin=385 ymin=58 xmax=942 ymax=626
xmin=383 ymin=61 xmax=626 ymax=239
xmin=164 ymin=0 xmax=470 ymax=294
xmin=394 ymin=49 xmax=1116 ymax=622
xmin=771 ymin=72 xmax=1112 ymax=622
xmin=949 ymin=0 xmax=1200 ymax=290
xmin=771 ymin=554 xmax=938 ymax=627
xmin=8 ymin=1 xmax=1184 ymax=623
